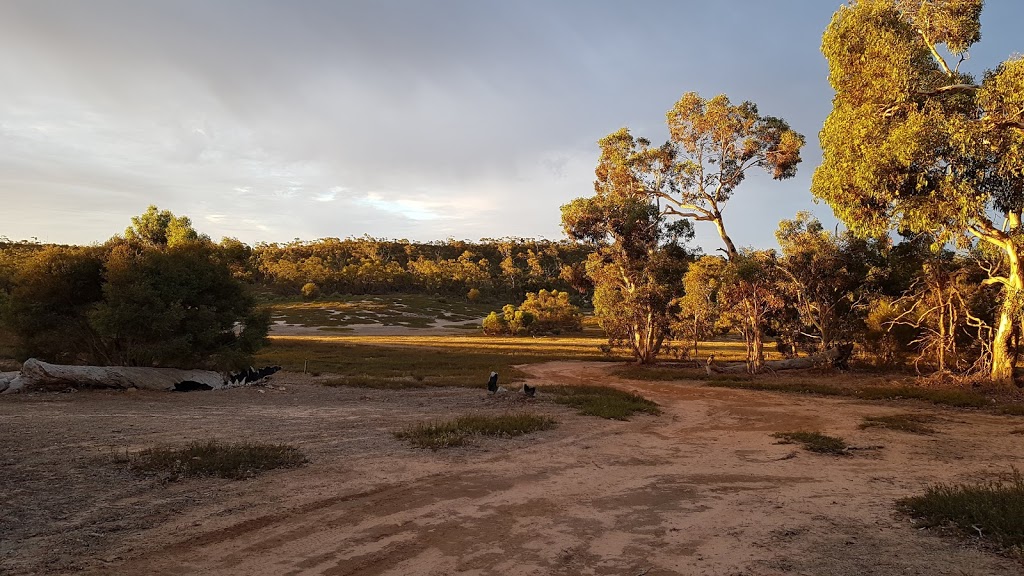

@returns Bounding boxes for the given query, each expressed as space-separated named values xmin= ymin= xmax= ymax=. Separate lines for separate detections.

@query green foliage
xmin=546 ymin=385 xmax=660 ymax=420
xmin=562 ymin=129 xmax=694 ymax=363
xmin=395 ymin=413 xmax=557 ymax=450
xmin=3 ymin=245 xmax=105 ymax=364
xmin=124 ymin=205 xmax=203 ymax=248
xmin=814 ymin=0 xmax=1023 ymax=381
xmin=899 ymin=469 xmax=1024 ymax=553
xmin=253 ymin=236 xmax=591 ymax=300
xmin=3 ymin=209 xmax=269 ymax=369
xmin=128 ymin=440 xmax=307 ymax=479
xmin=482 ymin=290 xmax=580 ymax=336
xmin=772 ymin=431 xmax=849 ymax=455
xmin=518 ymin=289 xmax=582 ymax=334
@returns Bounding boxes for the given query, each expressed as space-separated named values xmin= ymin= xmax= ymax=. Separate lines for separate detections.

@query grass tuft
xmin=860 ymin=413 xmax=938 ymax=434
xmin=772 ymin=431 xmax=849 ymax=455
xmin=998 ymin=404 xmax=1024 ymax=416
xmin=546 ymin=385 xmax=660 ymax=420
xmin=899 ymin=470 xmax=1024 ymax=553
xmin=395 ymin=413 xmax=557 ymax=450
xmin=128 ymin=440 xmax=307 ymax=480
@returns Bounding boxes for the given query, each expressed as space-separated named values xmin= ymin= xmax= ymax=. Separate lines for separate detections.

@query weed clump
xmin=860 ymin=413 xmax=937 ymax=434
xmin=396 ymin=413 xmax=556 ymax=450
xmin=547 ymin=385 xmax=660 ymax=420
xmin=772 ymin=431 xmax=849 ymax=455
xmin=128 ymin=440 xmax=307 ymax=480
xmin=899 ymin=470 xmax=1024 ymax=553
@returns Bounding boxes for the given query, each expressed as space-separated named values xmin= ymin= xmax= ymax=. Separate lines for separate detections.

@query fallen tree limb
xmin=709 ymin=344 xmax=854 ymax=374
xmin=1 ymin=358 xmax=226 ymax=394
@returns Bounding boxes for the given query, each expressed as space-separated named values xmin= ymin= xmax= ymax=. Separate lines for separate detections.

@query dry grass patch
xmin=860 ymin=413 xmax=938 ymax=434
xmin=126 ymin=440 xmax=307 ymax=480
xmin=255 ymin=333 xmax=620 ymax=388
xmin=772 ymin=431 xmax=849 ymax=455
xmin=546 ymin=385 xmax=660 ymax=420
xmin=899 ymin=470 xmax=1024 ymax=554
xmin=395 ymin=413 xmax=557 ymax=450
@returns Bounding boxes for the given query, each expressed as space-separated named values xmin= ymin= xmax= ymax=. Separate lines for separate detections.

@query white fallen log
xmin=1 ymin=358 xmax=226 ymax=394
xmin=0 ymin=371 xmax=18 ymax=393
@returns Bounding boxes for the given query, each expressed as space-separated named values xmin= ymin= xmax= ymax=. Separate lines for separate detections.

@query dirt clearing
xmin=3 ymin=361 xmax=1023 ymax=575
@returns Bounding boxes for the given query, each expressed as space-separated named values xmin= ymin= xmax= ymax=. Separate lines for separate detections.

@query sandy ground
xmin=269 ymin=318 xmax=483 ymax=337
xmin=3 ymin=361 xmax=1024 ymax=575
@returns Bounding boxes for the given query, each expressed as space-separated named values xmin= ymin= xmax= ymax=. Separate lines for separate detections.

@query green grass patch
xmin=772 ymin=431 xmax=849 ymax=455
xmin=546 ymin=385 xmax=660 ymax=420
xmin=899 ymin=470 xmax=1024 ymax=553
xmin=860 ymin=413 xmax=938 ymax=434
xmin=395 ymin=413 xmax=557 ymax=449
xmin=128 ymin=440 xmax=307 ymax=479
xmin=255 ymin=333 xmax=618 ymax=389
xmin=708 ymin=379 xmax=992 ymax=409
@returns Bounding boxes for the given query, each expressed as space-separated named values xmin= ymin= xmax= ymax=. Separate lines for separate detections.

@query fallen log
xmin=709 ymin=344 xmax=854 ymax=374
xmin=1 ymin=358 xmax=226 ymax=394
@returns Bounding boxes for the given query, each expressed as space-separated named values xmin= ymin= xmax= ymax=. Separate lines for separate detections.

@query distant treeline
xmin=1 ymin=235 xmax=595 ymax=302
xmin=244 ymin=236 xmax=593 ymax=300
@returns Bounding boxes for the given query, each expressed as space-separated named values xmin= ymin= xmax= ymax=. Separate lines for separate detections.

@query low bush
xmin=396 ymin=413 xmax=557 ymax=449
xmin=128 ymin=440 xmax=307 ymax=479
xmin=772 ymin=431 xmax=849 ymax=455
xmin=899 ymin=470 xmax=1024 ymax=553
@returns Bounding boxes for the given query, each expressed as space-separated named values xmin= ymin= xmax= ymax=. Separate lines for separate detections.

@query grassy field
xmin=254 ymin=332 xmax=626 ymax=387
xmin=395 ymin=413 xmax=557 ymax=449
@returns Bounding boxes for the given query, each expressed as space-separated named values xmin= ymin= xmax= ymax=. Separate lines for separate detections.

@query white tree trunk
xmin=1 ymin=358 xmax=226 ymax=394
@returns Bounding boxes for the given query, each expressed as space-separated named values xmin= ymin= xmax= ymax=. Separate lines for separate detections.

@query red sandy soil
xmin=2 ymin=361 xmax=1023 ymax=575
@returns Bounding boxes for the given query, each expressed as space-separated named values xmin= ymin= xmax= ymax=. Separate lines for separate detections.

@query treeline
xmin=248 ymin=236 xmax=592 ymax=301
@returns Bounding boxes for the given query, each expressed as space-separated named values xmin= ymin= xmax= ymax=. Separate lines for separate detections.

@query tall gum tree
xmin=656 ymin=92 xmax=805 ymax=259
xmin=813 ymin=0 xmax=1024 ymax=383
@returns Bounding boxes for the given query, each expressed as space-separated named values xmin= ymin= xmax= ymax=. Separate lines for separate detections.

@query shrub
xmin=772 ymin=431 xmax=849 ymax=455
xmin=482 ymin=311 xmax=508 ymax=335
xmin=482 ymin=290 xmax=582 ymax=336
xmin=301 ymin=282 xmax=320 ymax=300
xmin=899 ymin=470 xmax=1024 ymax=553
xmin=467 ymin=287 xmax=481 ymax=301
xmin=395 ymin=413 xmax=557 ymax=449
xmin=128 ymin=440 xmax=307 ymax=479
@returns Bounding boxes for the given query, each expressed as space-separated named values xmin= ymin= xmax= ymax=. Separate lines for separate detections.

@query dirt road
xmin=3 ymin=361 xmax=1022 ymax=575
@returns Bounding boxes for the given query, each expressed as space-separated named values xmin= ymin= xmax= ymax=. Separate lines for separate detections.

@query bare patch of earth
xmin=2 ymin=362 xmax=1022 ymax=575
xmin=270 ymin=317 xmax=482 ymax=336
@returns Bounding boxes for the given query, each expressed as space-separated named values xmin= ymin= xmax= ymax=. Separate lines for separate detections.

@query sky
xmin=1 ymin=1 xmax=1022 ymax=254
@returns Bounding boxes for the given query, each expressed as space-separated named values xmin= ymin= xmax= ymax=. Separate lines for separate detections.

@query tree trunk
xmin=991 ymin=294 xmax=1018 ymax=383
xmin=991 ymin=242 xmax=1023 ymax=385
xmin=712 ymin=215 xmax=739 ymax=260
xmin=750 ymin=326 xmax=765 ymax=373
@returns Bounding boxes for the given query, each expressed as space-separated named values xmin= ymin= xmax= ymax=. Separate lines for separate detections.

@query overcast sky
xmin=1 ymin=1 xmax=1022 ymax=253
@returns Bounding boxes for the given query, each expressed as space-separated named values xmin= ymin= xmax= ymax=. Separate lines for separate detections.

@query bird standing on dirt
xmin=522 ymin=383 xmax=536 ymax=397
xmin=487 ymin=372 xmax=499 ymax=393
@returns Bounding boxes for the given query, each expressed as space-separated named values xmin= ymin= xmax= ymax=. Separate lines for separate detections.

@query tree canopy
xmin=813 ymin=0 xmax=1024 ymax=382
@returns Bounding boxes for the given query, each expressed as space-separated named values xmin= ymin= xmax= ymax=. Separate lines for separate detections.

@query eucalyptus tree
xmin=561 ymin=129 xmax=692 ymax=363
xmin=813 ymin=0 xmax=1024 ymax=383
xmin=656 ymin=92 xmax=805 ymax=259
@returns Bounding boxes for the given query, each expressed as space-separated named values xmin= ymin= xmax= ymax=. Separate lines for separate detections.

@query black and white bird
xmin=487 ymin=371 xmax=499 ymax=393
xmin=522 ymin=383 xmax=536 ymax=398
